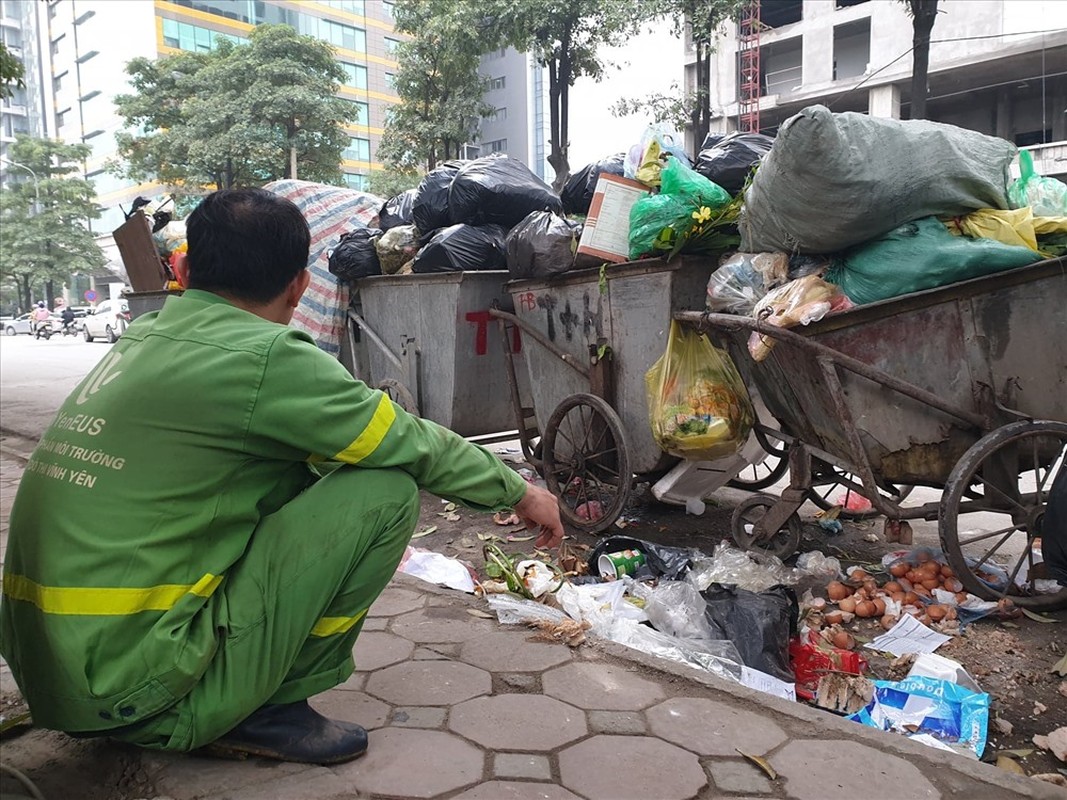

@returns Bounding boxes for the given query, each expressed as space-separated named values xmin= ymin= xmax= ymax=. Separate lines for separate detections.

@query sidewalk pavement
xmin=0 ymin=448 xmax=1062 ymax=800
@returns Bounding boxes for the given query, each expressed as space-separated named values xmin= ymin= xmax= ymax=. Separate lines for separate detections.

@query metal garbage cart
xmin=490 ymin=255 xmax=784 ymax=533
xmin=677 ymin=256 xmax=1067 ymax=610
xmin=348 ymin=271 xmax=526 ymax=439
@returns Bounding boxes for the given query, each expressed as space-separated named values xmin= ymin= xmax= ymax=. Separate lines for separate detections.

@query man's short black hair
xmin=186 ymin=188 xmax=310 ymax=304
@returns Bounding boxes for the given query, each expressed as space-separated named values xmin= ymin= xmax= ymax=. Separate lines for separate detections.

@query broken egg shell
xmin=903 ymin=591 xmax=919 ymax=605
xmin=927 ymin=604 xmax=949 ymax=622
xmin=832 ymin=631 xmax=856 ymax=650
xmin=883 ymin=581 xmax=903 ymax=594
xmin=838 ymin=596 xmax=857 ymax=614
xmin=824 ymin=610 xmax=844 ymax=625
xmin=880 ymin=614 xmax=898 ymax=630
xmin=944 ymin=578 xmax=963 ymax=593
xmin=809 ymin=596 xmax=827 ymax=611
xmin=826 ymin=581 xmax=850 ymax=602
xmin=889 ymin=562 xmax=909 ymax=578
xmin=855 ymin=600 xmax=877 ymax=619
xmin=872 ymin=598 xmax=887 ymax=616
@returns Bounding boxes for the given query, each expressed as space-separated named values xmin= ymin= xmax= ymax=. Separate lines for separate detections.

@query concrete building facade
xmin=0 ymin=0 xmax=50 ymax=173
xmin=687 ymin=0 xmax=1067 ymax=178
xmin=472 ymin=47 xmax=552 ymax=183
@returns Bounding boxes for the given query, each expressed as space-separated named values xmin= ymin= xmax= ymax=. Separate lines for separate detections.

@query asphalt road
xmin=0 ymin=331 xmax=111 ymax=440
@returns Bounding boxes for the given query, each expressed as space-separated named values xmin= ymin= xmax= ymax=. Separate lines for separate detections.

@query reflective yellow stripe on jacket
xmin=310 ymin=609 xmax=368 ymax=637
xmin=331 ymin=393 xmax=396 ymax=464
xmin=2 ymin=573 xmax=223 ymax=615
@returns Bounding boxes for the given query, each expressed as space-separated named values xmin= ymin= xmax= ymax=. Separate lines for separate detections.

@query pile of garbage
xmin=328 ymin=153 xmax=564 ymax=281
xmin=705 ymin=105 xmax=1067 ymax=347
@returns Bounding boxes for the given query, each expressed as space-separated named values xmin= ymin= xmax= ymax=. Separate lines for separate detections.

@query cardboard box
xmin=112 ymin=210 xmax=168 ymax=292
xmin=575 ymin=173 xmax=648 ymax=263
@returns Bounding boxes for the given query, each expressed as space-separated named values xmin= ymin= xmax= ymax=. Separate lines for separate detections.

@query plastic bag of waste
xmin=694 ymin=132 xmax=774 ymax=196
xmin=505 ymin=210 xmax=579 ymax=279
xmin=586 ymin=535 xmax=698 ymax=581
xmin=379 ymin=188 xmax=417 ymax=231
xmin=412 ymin=160 xmax=465 ymax=234
xmin=375 ymin=225 xmax=420 ymax=275
xmin=1008 ymin=149 xmax=1067 ymax=217
xmin=687 ymin=541 xmax=801 ymax=593
xmin=328 ymin=227 xmax=382 ymax=281
xmin=701 ymin=583 xmax=798 ymax=682
xmin=561 ymin=153 xmax=626 ymax=215
xmin=411 ymin=224 xmax=508 ymax=273
xmin=448 ymin=154 xmax=562 ymax=228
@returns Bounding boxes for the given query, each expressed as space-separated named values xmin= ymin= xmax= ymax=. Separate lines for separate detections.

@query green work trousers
xmin=111 ymin=466 xmax=419 ymax=752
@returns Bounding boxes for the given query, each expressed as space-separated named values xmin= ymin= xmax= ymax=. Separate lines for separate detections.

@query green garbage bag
xmin=1008 ymin=150 xmax=1067 ymax=217
xmin=825 ymin=216 xmax=1044 ymax=305
xmin=628 ymin=158 xmax=731 ymax=259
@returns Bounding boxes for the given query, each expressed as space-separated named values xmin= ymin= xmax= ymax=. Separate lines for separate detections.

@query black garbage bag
xmin=694 ymin=132 xmax=775 ymax=196
xmin=1044 ymin=465 xmax=1067 ymax=586
xmin=701 ymin=584 xmax=798 ymax=682
xmin=505 ymin=211 xmax=580 ymax=280
xmin=560 ymin=153 xmax=626 ymax=215
xmin=328 ymin=228 xmax=382 ymax=281
xmin=448 ymin=154 xmax=563 ymax=228
xmin=379 ymin=188 xmax=417 ymax=231
xmin=412 ymin=160 xmax=466 ymax=234
xmin=412 ymin=224 xmax=508 ymax=273
xmin=587 ymin=535 xmax=696 ymax=581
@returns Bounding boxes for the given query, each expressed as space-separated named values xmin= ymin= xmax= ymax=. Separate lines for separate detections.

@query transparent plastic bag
xmin=706 ymin=254 xmax=769 ymax=314
xmin=747 ymin=275 xmax=852 ymax=362
xmin=606 ymin=617 xmax=744 ymax=682
xmin=630 ymin=580 xmax=718 ymax=646
xmin=1008 ymin=149 xmax=1067 ymax=217
xmin=687 ymin=541 xmax=801 ymax=593
xmin=625 ymin=125 xmax=691 ymax=186
xmin=646 ymin=320 xmax=754 ymax=461
xmin=795 ymin=550 xmax=842 ymax=579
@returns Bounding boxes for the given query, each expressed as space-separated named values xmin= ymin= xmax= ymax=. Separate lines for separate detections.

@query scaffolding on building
xmin=737 ymin=0 xmax=762 ymax=133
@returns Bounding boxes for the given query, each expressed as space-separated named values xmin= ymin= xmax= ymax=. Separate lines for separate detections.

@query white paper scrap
xmin=740 ymin=666 xmax=797 ymax=701
xmin=866 ymin=614 xmax=951 ymax=657
xmin=398 ymin=549 xmax=475 ymax=593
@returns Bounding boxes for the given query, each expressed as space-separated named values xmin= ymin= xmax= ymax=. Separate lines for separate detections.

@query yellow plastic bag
xmin=646 ymin=321 xmax=755 ymax=461
xmin=942 ymin=207 xmax=1039 ymax=252
xmin=635 ymin=139 xmax=664 ymax=188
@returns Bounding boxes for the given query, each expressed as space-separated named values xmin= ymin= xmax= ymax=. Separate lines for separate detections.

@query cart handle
xmin=676 ymin=311 xmax=989 ymax=431
xmin=347 ymin=309 xmax=405 ymax=372
xmin=488 ymin=307 xmax=590 ymax=379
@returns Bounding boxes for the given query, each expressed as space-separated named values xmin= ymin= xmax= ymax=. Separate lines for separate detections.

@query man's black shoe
xmin=204 ymin=700 xmax=368 ymax=765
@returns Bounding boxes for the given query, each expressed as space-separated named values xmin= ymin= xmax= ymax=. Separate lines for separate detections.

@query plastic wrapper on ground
xmin=848 ymin=674 xmax=990 ymax=758
xmin=647 ymin=320 xmax=754 ymax=461
xmin=556 ymin=580 xmax=648 ymax=636
xmin=606 ymin=617 xmax=744 ymax=684
xmin=701 ymin=583 xmax=798 ymax=682
xmin=505 ymin=211 xmax=579 ymax=280
xmin=379 ymin=188 xmax=416 ymax=231
xmin=412 ymin=224 xmax=508 ymax=273
xmin=790 ymin=631 xmax=868 ymax=702
xmin=447 ymin=154 xmax=562 ymax=229
xmin=630 ymin=580 xmax=720 ymax=647
xmin=398 ymin=547 xmax=475 ymax=593
xmin=687 ymin=541 xmax=801 ymax=593
xmin=795 ymin=550 xmax=842 ymax=579
xmin=328 ymin=227 xmax=382 ymax=281
xmin=586 ymin=535 xmax=697 ymax=581
xmin=486 ymin=593 xmax=570 ymax=626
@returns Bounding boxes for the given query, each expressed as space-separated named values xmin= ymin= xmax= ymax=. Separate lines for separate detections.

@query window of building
xmin=1015 ymin=130 xmax=1052 ymax=147
xmin=759 ymin=1 xmax=802 ymax=28
xmin=483 ymin=138 xmax=507 ymax=154
xmin=487 ymin=107 xmax=507 ymax=122
xmin=342 ymin=172 xmax=370 ymax=190
xmin=343 ymin=136 xmax=371 ymax=161
xmin=384 ymin=37 xmax=400 ymax=56
xmin=384 ymin=72 xmax=396 ymax=90
xmin=53 ymin=73 xmax=64 ymax=93
xmin=339 ymin=61 xmax=368 ymax=89
xmin=486 ymin=47 xmax=507 ymax=60
xmin=323 ymin=0 xmax=365 ymax=13
xmin=486 ymin=76 xmax=506 ymax=91
xmin=163 ymin=19 xmax=246 ymax=52
xmin=175 ymin=0 xmax=252 ymax=24
xmin=833 ymin=19 xmax=870 ymax=81
xmin=56 ymin=108 xmax=69 ymax=128
xmin=312 ymin=18 xmax=366 ymax=52
xmin=348 ymin=100 xmax=369 ymax=126
xmin=382 ymin=1 xmax=395 ymax=18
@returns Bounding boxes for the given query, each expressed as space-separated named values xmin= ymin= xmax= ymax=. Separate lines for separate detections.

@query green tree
xmin=378 ymin=0 xmax=493 ymax=171
xmin=611 ymin=1 xmax=743 ymax=158
xmin=0 ymin=136 xmax=105 ymax=311
xmin=487 ymin=0 xmax=645 ymax=191
xmin=0 ymin=42 xmax=24 ymax=99
xmin=368 ymin=167 xmax=422 ymax=200
xmin=113 ymin=25 xmax=352 ymax=197
xmin=902 ymin=0 xmax=940 ymax=120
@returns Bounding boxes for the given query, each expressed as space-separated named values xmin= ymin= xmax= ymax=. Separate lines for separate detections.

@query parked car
xmin=82 ymin=300 xmax=131 ymax=343
xmin=4 ymin=313 xmax=63 ymax=336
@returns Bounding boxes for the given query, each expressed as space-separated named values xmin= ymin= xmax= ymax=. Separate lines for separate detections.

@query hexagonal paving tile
xmin=368 ymin=586 xmax=425 ymax=617
xmin=308 ymin=689 xmax=390 ymax=730
xmin=646 ymin=697 xmax=788 ymax=756
xmin=450 ymin=694 xmax=587 ymax=750
xmin=391 ymin=607 xmax=499 ymax=643
xmin=559 ymin=735 xmax=707 ymax=800
xmin=451 ymin=781 xmax=584 ymax=800
xmin=459 ymin=631 xmax=573 ymax=673
xmin=773 ymin=739 xmax=941 ymax=799
xmin=352 ymin=631 xmax=416 ymax=672
xmin=339 ymin=728 xmax=484 ymax=798
xmin=365 ymin=660 xmax=491 ymax=706
xmin=543 ymin=661 xmax=666 ymax=711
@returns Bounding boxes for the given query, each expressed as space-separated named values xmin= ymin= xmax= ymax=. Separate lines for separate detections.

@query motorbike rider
xmin=59 ymin=305 xmax=76 ymax=335
xmin=31 ymin=302 xmax=52 ymax=337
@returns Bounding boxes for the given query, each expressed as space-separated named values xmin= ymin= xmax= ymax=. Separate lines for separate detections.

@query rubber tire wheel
xmin=728 ymin=427 xmax=790 ymax=491
xmin=939 ymin=419 xmax=1067 ymax=611
xmin=731 ymin=495 xmax=802 ymax=561
xmin=105 ymin=325 xmax=118 ymax=344
xmin=807 ymin=465 xmax=914 ymax=520
xmin=377 ymin=379 xmax=418 ymax=415
xmin=83 ymin=326 xmax=93 ymax=342
xmin=5 ymin=326 xmax=15 ymax=336
xmin=542 ymin=392 xmax=631 ymax=535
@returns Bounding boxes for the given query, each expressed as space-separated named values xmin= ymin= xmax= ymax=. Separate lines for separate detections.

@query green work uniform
xmin=0 ymin=289 xmax=527 ymax=751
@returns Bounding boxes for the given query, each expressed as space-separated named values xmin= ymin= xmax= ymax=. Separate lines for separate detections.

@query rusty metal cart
xmin=676 ymin=256 xmax=1067 ymax=611
xmin=489 ymin=256 xmax=785 ymax=534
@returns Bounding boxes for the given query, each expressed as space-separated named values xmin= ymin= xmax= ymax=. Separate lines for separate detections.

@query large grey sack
xmin=739 ymin=105 xmax=1016 ymax=254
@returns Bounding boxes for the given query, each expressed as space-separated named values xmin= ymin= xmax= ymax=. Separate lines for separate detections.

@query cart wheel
xmin=378 ymin=379 xmax=419 ymax=415
xmin=807 ymin=463 xmax=914 ymax=520
xmin=728 ymin=426 xmax=790 ymax=491
xmin=542 ymin=393 xmax=631 ymax=534
xmin=731 ymin=495 xmax=802 ymax=560
xmin=939 ymin=420 xmax=1067 ymax=611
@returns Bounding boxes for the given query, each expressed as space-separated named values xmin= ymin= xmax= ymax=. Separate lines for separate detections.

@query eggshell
xmin=824 ymin=610 xmax=844 ymax=625
xmin=838 ymin=596 xmax=857 ymax=613
xmin=921 ymin=577 xmax=940 ymax=591
xmin=944 ymin=578 xmax=963 ymax=593
xmin=832 ymin=631 xmax=855 ymax=650
xmin=889 ymin=563 xmax=909 ymax=578
xmin=940 ymin=564 xmax=955 ymax=578
xmin=880 ymin=615 xmax=898 ymax=630
xmin=855 ymin=600 xmax=876 ymax=618
xmin=926 ymin=604 xmax=948 ymax=622
xmin=851 ymin=569 xmax=870 ymax=583
xmin=903 ymin=591 xmax=919 ymax=605
xmin=883 ymin=581 xmax=902 ymax=594
xmin=872 ymin=598 xmax=886 ymax=616
xmin=826 ymin=581 xmax=850 ymax=601
xmin=891 ymin=591 xmax=906 ymax=603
